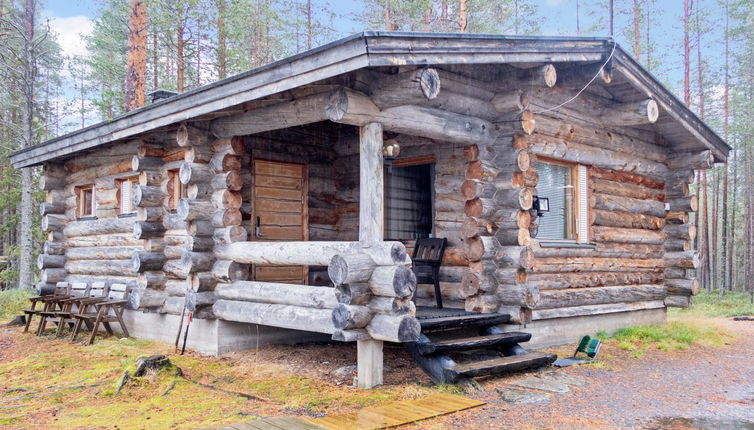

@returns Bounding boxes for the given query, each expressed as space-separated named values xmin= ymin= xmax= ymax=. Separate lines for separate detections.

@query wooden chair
xmin=36 ymin=283 xmax=98 ymax=336
xmin=71 ymin=283 xmax=130 ymax=345
xmin=53 ymin=282 xmax=112 ymax=338
xmin=411 ymin=237 xmax=447 ymax=309
xmin=23 ymin=282 xmax=71 ymax=333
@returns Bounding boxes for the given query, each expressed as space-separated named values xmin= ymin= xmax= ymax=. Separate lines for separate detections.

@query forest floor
xmin=0 ymin=291 xmax=753 ymax=429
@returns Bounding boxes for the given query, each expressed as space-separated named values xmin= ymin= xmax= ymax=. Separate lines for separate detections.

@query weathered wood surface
xmin=212 ymin=299 xmax=336 ymax=334
xmin=215 ymin=241 xmax=408 ymax=266
xmin=215 ymin=281 xmax=338 ymax=309
xmin=536 ymin=285 xmax=667 ymax=309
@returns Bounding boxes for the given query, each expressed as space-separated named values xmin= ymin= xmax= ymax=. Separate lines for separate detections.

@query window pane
xmin=82 ymin=189 xmax=93 ymax=216
xmin=384 ymin=164 xmax=433 ymax=240
xmin=535 ymin=162 xmax=574 ymax=240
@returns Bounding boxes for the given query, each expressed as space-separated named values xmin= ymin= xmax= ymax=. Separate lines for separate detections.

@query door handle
xmin=255 ymin=216 xmax=262 ymax=238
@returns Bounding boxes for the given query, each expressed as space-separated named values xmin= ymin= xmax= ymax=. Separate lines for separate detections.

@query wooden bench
xmin=36 ymin=283 xmax=103 ymax=336
xmin=23 ymin=282 xmax=71 ymax=333
xmin=71 ymin=283 xmax=130 ymax=345
xmin=411 ymin=238 xmax=447 ymax=309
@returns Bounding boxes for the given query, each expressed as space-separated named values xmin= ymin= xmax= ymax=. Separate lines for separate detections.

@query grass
xmin=671 ymin=290 xmax=754 ymax=318
xmin=0 ymin=288 xmax=33 ymax=322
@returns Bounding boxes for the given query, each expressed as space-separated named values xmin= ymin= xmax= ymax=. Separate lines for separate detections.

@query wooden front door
xmin=251 ymin=159 xmax=308 ymax=284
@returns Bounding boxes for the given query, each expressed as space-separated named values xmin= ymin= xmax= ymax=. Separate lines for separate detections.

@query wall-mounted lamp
xmin=533 ymin=196 xmax=550 ymax=218
xmin=382 ymin=139 xmax=401 ymax=173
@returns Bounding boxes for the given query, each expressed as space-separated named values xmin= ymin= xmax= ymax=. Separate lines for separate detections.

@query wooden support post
xmin=358 ymin=122 xmax=384 ymax=389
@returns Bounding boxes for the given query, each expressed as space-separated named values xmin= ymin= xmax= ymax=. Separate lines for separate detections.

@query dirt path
xmin=415 ymin=318 xmax=754 ymax=430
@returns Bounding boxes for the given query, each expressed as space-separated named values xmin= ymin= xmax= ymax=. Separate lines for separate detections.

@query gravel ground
xmin=410 ymin=318 xmax=754 ymax=430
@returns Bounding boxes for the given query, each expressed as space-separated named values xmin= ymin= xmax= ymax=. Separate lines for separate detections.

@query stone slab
xmin=496 ymin=386 xmax=551 ymax=405
xmin=539 ymin=371 xmax=589 ymax=387
xmin=511 ymin=376 xmax=570 ymax=394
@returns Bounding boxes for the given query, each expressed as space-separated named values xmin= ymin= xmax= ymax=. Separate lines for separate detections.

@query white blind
xmin=121 ymin=180 xmax=132 ymax=215
xmin=535 ymin=162 xmax=573 ymax=240
xmin=577 ymin=165 xmax=589 ymax=243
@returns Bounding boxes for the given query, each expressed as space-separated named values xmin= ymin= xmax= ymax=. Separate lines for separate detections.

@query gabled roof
xmin=10 ymin=31 xmax=729 ymax=168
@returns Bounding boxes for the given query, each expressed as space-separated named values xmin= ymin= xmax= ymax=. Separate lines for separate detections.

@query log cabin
xmin=11 ymin=33 xmax=729 ymax=387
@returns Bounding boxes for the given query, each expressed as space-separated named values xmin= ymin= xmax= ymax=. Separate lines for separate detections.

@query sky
xmin=39 ymin=0 xmax=728 ymax=131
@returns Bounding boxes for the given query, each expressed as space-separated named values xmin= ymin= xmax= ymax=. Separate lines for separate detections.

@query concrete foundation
xmin=122 ymin=310 xmax=331 ymax=356
xmin=505 ymin=308 xmax=668 ymax=350
xmin=121 ymin=307 xmax=667 ymax=356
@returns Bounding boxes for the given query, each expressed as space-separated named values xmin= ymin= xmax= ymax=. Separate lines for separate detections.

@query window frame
xmin=76 ymin=184 xmax=96 ymax=219
xmin=535 ymin=157 xmax=590 ymax=244
xmin=117 ymin=176 xmax=140 ymax=217
xmin=167 ymin=169 xmax=186 ymax=212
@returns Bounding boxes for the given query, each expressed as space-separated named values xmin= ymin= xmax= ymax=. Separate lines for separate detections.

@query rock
xmin=334 ymin=365 xmax=357 ymax=380
xmin=496 ymin=386 xmax=551 ymax=404
xmin=539 ymin=371 xmax=588 ymax=387
xmin=511 ymin=376 xmax=570 ymax=394
xmin=134 ymin=355 xmax=172 ymax=377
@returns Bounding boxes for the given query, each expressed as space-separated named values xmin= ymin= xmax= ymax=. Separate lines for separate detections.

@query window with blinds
xmin=118 ymin=177 xmax=139 ymax=216
xmin=535 ymin=161 xmax=576 ymax=240
xmin=384 ymin=163 xmax=433 ymax=241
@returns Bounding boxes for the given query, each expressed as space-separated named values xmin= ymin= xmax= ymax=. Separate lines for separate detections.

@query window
xmin=76 ymin=185 xmax=95 ymax=218
xmin=117 ymin=176 xmax=139 ymax=216
xmin=535 ymin=160 xmax=589 ymax=242
xmin=384 ymin=162 xmax=434 ymax=240
xmin=167 ymin=169 xmax=186 ymax=211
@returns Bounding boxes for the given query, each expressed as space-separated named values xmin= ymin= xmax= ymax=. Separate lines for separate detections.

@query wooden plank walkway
xmin=307 ymin=393 xmax=485 ymax=430
xmin=207 ymin=393 xmax=484 ymax=430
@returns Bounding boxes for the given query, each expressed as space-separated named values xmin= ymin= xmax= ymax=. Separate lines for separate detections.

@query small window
xmin=167 ymin=169 xmax=186 ymax=211
xmin=76 ymin=185 xmax=95 ymax=218
xmin=535 ymin=160 xmax=577 ymax=241
xmin=117 ymin=176 xmax=139 ymax=215
xmin=384 ymin=163 xmax=434 ymax=241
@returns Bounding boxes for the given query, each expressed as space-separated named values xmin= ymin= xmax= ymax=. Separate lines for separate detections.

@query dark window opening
xmin=384 ymin=163 xmax=434 ymax=241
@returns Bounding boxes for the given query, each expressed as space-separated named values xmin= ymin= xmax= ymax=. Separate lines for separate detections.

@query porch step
xmin=444 ymin=352 xmax=557 ymax=382
xmin=414 ymin=332 xmax=532 ymax=355
xmin=418 ymin=313 xmax=511 ymax=332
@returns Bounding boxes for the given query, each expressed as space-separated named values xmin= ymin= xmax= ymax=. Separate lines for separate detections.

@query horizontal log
xmin=592 ymin=226 xmax=665 ymax=244
xmin=332 ymin=304 xmax=374 ymax=329
xmin=40 ymin=175 xmax=66 ymax=191
xmin=530 ymin=257 xmax=663 ymax=273
xmin=40 ymin=269 xmax=66 ymax=284
xmin=491 ymin=89 xmax=529 ymax=113
xmin=177 ymin=199 xmax=215 ymax=222
xmin=212 ymin=209 xmax=242 ymax=227
xmin=368 ymin=265 xmax=417 ymax=298
xmin=327 ymin=87 xmax=497 ymax=146
xmin=498 ymin=284 xmax=540 ymax=308
xmin=43 ymin=241 xmax=65 ymax=255
xmin=176 ymin=123 xmax=212 ymax=147
xmin=133 ymin=221 xmax=166 ymax=240
xmin=39 ymin=202 xmax=65 ymax=216
xmin=531 ymin=241 xmax=663 ymax=259
xmin=665 ymin=278 xmax=700 ymax=296
xmin=366 ymin=314 xmax=420 ymax=343
xmin=664 ymin=251 xmax=699 ymax=269
xmin=64 ymin=235 xmax=142 ymax=248
xmin=64 ymin=217 xmax=135 ymax=237
xmin=592 ymin=193 xmax=666 ymax=218
xmin=181 ymin=251 xmax=216 ymax=273
xmin=132 ymin=252 xmax=167 ymax=272
xmin=216 ymin=241 xmax=408 ymax=266
xmin=663 ymin=239 xmax=691 ymax=252
xmin=368 ymin=296 xmax=414 ymax=314
xmin=191 ymin=273 xmax=217 ymax=292
xmin=464 ymin=294 xmax=500 ymax=313
xmin=37 ymin=254 xmax=66 ymax=270
xmin=186 ymin=146 xmax=214 ymax=164
xmin=527 ymin=271 xmax=663 ymax=290
xmin=663 ymin=223 xmax=697 ymax=241
xmin=212 ymin=299 xmax=335 ymax=334
xmin=179 ymin=162 xmax=214 ymax=185
xmin=593 ymin=209 xmax=665 ymax=230
xmin=536 ymin=284 xmax=666 ymax=309
xmin=532 ymin=300 xmax=666 ymax=320
xmin=211 ymin=260 xmax=249 ymax=282
xmin=368 ymin=67 xmax=441 ymax=109
xmin=185 ymin=291 xmax=217 ymax=312
xmin=335 ymin=284 xmax=374 ymax=306
xmin=139 ymin=271 xmax=168 ymax=290
xmin=133 ymin=185 xmax=164 ymax=207
xmin=332 ymin=329 xmax=370 ymax=342
xmin=214 ymin=281 xmax=334 ymax=310
xmin=664 ymin=295 xmax=691 ymax=308
xmin=127 ymin=288 xmax=167 ymax=309
xmin=66 ymin=260 xmax=134 ymax=276
xmin=211 ymin=171 xmax=244 ymax=191
xmin=598 ymin=99 xmax=659 ymax=126
xmin=41 ymin=215 xmax=66 ymax=232
xmin=666 ymin=195 xmax=698 ymax=212
xmin=667 ymin=150 xmax=714 ymax=170
xmin=131 ymin=155 xmax=162 ymax=171
xmin=591 ymin=178 xmax=665 ymax=201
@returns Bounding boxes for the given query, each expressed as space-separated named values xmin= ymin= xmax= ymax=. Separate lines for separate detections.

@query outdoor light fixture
xmin=382 ymin=139 xmax=401 ymax=173
xmin=533 ymin=195 xmax=550 ymax=217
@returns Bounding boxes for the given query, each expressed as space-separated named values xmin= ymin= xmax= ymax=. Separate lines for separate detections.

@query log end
xmin=325 ymin=88 xmax=348 ymax=122
xmin=543 ymin=64 xmax=557 ymax=88
xmin=646 ymin=99 xmax=659 ymax=123
xmin=418 ymin=68 xmax=441 ymax=100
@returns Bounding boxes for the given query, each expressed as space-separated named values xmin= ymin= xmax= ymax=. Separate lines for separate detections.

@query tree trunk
xmin=125 ymin=0 xmax=147 ymax=111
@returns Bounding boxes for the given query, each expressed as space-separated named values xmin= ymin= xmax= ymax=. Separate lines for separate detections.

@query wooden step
xmin=444 ymin=352 xmax=557 ymax=382
xmin=419 ymin=313 xmax=511 ymax=332
xmin=416 ymin=332 xmax=532 ymax=355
